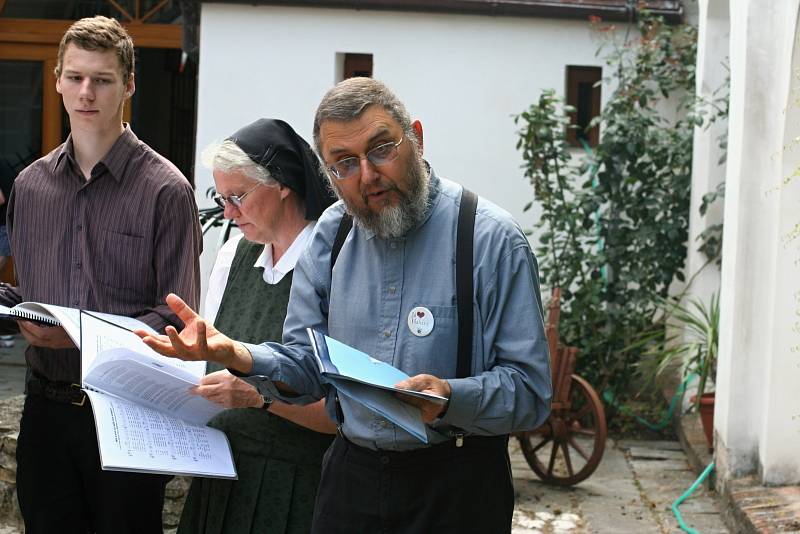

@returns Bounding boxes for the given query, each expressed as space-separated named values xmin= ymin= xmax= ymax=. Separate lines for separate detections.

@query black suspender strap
xmin=331 ymin=212 xmax=353 ymax=273
xmin=456 ymin=188 xmax=478 ymax=379
xmin=330 ymin=212 xmax=352 ymax=427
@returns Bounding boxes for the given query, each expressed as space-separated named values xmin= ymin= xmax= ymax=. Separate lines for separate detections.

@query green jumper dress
xmin=177 ymin=238 xmax=333 ymax=534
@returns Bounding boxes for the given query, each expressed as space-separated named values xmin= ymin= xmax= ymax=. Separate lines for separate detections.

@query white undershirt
xmin=202 ymin=222 xmax=315 ymax=323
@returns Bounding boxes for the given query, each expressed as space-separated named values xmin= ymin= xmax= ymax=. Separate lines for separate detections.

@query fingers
xmin=166 ymin=293 xmax=199 ymax=325
xmin=198 ymin=370 xmax=234 ymax=387
xmin=164 ymin=325 xmax=200 ymax=360
xmin=140 ymin=332 xmax=178 ymax=357
xmin=395 ymin=374 xmax=449 ymax=397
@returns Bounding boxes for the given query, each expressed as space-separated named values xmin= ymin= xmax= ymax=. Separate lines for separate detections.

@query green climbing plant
xmin=516 ymin=13 xmax=705 ymax=395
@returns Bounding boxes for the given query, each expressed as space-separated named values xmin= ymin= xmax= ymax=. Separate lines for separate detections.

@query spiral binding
xmin=13 ymin=310 xmax=60 ymax=326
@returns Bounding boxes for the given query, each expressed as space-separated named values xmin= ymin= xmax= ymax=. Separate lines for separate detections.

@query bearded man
xmin=139 ymin=77 xmax=551 ymax=533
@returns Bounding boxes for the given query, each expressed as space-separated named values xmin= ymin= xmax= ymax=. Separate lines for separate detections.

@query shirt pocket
xmin=401 ymin=304 xmax=459 ymax=379
xmin=96 ymin=228 xmax=151 ymax=298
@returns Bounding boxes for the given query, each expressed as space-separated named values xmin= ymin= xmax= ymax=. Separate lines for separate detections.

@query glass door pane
xmin=0 ymin=60 xmax=43 ymax=184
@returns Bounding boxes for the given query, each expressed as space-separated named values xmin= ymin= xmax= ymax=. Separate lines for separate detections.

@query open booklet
xmin=79 ymin=311 xmax=236 ymax=479
xmin=307 ymin=328 xmax=448 ymax=443
xmin=0 ymin=301 xmax=164 ymax=350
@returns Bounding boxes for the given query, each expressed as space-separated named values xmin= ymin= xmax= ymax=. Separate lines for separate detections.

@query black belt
xmin=27 ymin=375 xmax=87 ymax=407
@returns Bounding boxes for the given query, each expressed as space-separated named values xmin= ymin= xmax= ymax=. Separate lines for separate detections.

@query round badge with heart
xmin=407 ymin=306 xmax=434 ymax=337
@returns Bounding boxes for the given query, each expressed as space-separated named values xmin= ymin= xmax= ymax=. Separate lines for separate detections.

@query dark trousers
xmin=16 ymin=393 xmax=169 ymax=534
xmin=311 ymin=434 xmax=514 ymax=534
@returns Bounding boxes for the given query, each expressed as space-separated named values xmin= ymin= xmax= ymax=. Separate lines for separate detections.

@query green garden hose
xmin=672 ymin=462 xmax=716 ymax=533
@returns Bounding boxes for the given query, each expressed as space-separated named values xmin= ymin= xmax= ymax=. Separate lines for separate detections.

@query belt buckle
xmin=70 ymin=383 xmax=86 ymax=407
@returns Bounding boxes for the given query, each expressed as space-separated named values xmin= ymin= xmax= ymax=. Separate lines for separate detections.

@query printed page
xmin=85 ymin=311 xmax=206 ymax=377
xmin=84 ymin=353 xmax=222 ymax=425
xmin=81 ymin=312 xmax=205 ymax=382
xmin=86 ymin=390 xmax=236 ymax=479
xmin=81 ymin=313 xmax=222 ymax=425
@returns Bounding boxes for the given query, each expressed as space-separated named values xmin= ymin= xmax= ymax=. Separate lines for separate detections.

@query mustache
xmin=360 ymin=182 xmax=403 ymax=204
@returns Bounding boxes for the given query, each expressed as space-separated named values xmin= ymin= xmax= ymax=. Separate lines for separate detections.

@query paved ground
xmin=510 ymin=436 xmax=729 ymax=533
xmin=0 ymin=337 xmax=25 ymax=402
xmin=0 ymin=335 xmax=730 ymax=533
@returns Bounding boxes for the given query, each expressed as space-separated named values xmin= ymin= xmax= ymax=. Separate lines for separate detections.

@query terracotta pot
xmin=693 ymin=392 xmax=715 ymax=452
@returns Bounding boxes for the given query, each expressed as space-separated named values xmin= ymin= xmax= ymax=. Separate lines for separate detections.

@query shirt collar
xmin=253 ymin=221 xmax=315 ymax=284
xmin=52 ymin=136 xmax=75 ymax=173
xmin=51 ymin=124 xmax=138 ymax=183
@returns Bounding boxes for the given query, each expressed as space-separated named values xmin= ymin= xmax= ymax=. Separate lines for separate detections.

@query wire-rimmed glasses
xmin=212 ymin=182 xmax=262 ymax=209
xmin=327 ymin=137 xmax=404 ymax=180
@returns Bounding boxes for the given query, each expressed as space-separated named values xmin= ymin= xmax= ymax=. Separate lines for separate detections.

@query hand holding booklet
xmin=79 ymin=311 xmax=236 ymax=479
xmin=307 ymin=328 xmax=448 ymax=443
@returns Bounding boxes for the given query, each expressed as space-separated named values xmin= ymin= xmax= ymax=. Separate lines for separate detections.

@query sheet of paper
xmin=85 ymin=352 xmax=222 ymax=425
xmin=86 ymin=391 xmax=236 ymax=479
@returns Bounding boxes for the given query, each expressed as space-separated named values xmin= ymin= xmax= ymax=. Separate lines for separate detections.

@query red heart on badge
xmin=417 ymin=311 xmax=425 ymax=318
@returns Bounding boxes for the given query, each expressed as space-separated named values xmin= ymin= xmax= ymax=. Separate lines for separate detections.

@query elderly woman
xmin=178 ymin=119 xmax=337 ymax=534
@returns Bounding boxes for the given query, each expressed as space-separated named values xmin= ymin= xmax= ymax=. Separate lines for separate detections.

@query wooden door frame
xmin=0 ymin=19 xmax=181 ymax=156
xmin=0 ymin=44 xmax=61 ymax=154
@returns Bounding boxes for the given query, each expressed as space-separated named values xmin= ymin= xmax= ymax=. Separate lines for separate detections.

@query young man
xmin=139 ymin=77 xmax=552 ymax=533
xmin=0 ymin=16 xmax=202 ymax=534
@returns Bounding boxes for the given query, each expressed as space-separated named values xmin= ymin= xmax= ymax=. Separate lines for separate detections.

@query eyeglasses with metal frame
xmin=327 ymin=136 xmax=405 ymax=180
xmin=212 ymin=182 xmax=263 ymax=208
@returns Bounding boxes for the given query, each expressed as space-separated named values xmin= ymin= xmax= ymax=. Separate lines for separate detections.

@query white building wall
xmin=686 ymin=0 xmax=728 ymax=303
xmin=195 ymin=3 xmax=613 ymax=302
xmin=714 ymin=0 xmax=800 ymax=485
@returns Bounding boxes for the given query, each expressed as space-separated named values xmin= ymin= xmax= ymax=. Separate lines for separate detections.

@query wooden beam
xmin=0 ymin=19 xmax=182 ymax=49
xmin=0 ymin=19 xmax=72 ymax=46
xmin=0 ymin=42 xmax=57 ymax=61
xmin=141 ymin=0 xmax=170 ymax=23
xmin=108 ymin=0 xmax=134 ymax=22
xmin=124 ymin=22 xmax=182 ymax=48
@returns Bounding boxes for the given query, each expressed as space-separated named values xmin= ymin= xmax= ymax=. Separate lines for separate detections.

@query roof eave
xmin=199 ymin=1 xmax=684 ymax=24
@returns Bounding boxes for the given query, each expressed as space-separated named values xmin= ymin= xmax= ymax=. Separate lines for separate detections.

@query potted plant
xmin=635 ymin=292 xmax=720 ymax=449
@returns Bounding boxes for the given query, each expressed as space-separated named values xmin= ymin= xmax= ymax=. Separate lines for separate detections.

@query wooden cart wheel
xmin=517 ymin=374 xmax=607 ymax=486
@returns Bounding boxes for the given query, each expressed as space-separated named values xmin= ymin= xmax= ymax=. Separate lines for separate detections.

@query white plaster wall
xmin=194 ymin=3 xmax=614 ymax=302
xmin=760 ymin=1 xmax=800 ymax=484
xmin=715 ymin=0 xmax=800 ymax=484
xmin=686 ymin=0 xmax=728 ymax=304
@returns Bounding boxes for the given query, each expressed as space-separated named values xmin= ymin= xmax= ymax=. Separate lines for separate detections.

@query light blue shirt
xmin=243 ymin=171 xmax=552 ymax=451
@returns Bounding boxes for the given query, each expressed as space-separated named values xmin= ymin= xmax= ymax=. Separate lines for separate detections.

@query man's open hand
xmin=135 ymin=293 xmax=253 ymax=373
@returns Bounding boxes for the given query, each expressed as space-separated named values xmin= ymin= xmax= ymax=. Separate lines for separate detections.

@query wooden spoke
xmin=531 ymin=435 xmax=553 ymax=454
xmin=547 ymin=440 xmax=559 ymax=475
xmin=561 ymin=442 xmax=575 ymax=476
xmin=568 ymin=436 xmax=591 ymax=461
xmin=571 ymin=403 xmax=592 ymax=421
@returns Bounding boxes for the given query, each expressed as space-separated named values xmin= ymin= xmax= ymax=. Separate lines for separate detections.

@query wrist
xmin=260 ymin=391 xmax=274 ymax=410
xmin=228 ymin=342 xmax=254 ymax=373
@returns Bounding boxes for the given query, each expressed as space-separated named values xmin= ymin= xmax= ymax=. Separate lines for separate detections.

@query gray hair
xmin=201 ymin=139 xmax=280 ymax=186
xmin=312 ymin=77 xmax=415 ymax=155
